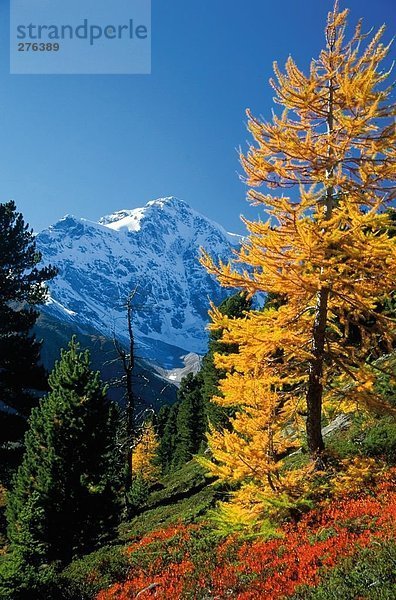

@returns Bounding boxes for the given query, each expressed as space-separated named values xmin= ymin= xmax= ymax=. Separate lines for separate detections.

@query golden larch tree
xmin=132 ymin=421 xmax=160 ymax=483
xmin=200 ymin=1 xmax=396 ymax=522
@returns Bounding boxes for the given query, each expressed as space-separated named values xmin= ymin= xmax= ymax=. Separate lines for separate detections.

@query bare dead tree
xmin=112 ymin=289 xmax=164 ymax=485
xmin=113 ymin=287 xmax=138 ymax=488
xmin=118 ymin=291 xmax=136 ymax=437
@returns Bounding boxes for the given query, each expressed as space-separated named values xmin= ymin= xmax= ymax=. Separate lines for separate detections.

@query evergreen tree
xmin=157 ymin=403 xmax=178 ymax=474
xmin=6 ymin=338 xmax=122 ymax=566
xmin=0 ymin=201 xmax=57 ymax=443
xmin=172 ymin=373 xmax=206 ymax=469
xmin=156 ymin=404 xmax=171 ymax=441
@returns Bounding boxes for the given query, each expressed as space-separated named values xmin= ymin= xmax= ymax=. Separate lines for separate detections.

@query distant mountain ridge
xmin=36 ymin=197 xmax=240 ymax=369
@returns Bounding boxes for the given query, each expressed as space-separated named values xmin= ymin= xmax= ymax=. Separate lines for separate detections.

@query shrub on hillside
xmin=0 ymin=552 xmax=58 ymax=600
xmin=361 ymin=417 xmax=396 ymax=464
xmin=291 ymin=539 xmax=396 ymax=600
xmin=59 ymin=545 xmax=132 ymax=600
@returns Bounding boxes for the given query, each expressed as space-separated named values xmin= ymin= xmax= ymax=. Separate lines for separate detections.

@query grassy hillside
xmin=2 ymin=397 xmax=396 ymax=600
xmin=95 ymin=471 xmax=396 ymax=600
xmin=2 ymin=408 xmax=394 ymax=600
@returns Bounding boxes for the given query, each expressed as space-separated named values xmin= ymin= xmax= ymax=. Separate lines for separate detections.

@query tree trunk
xmin=125 ymin=292 xmax=136 ymax=485
xmin=113 ymin=289 xmax=137 ymax=494
xmin=305 ymin=25 xmax=336 ymax=458
xmin=306 ymin=287 xmax=328 ymax=456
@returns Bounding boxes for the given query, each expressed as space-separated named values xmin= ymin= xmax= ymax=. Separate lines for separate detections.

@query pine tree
xmin=200 ymin=3 xmax=396 ymax=525
xmin=172 ymin=373 xmax=206 ymax=468
xmin=157 ymin=404 xmax=179 ymax=474
xmin=6 ymin=338 xmax=122 ymax=566
xmin=0 ymin=201 xmax=57 ymax=444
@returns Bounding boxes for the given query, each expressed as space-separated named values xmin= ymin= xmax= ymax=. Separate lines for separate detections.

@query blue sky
xmin=0 ymin=0 xmax=394 ymax=234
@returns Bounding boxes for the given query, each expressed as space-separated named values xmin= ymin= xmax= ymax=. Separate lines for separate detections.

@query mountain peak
xmin=98 ymin=207 xmax=145 ymax=231
xmin=99 ymin=197 xmax=189 ymax=230
xmin=36 ymin=197 xmax=240 ymax=365
xmin=98 ymin=197 xmax=240 ymax=246
xmin=146 ymin=196 xmax=187 ymax=209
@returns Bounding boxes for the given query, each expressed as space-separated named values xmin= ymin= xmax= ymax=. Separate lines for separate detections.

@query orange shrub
xmin=97 ymin=469 xmax=396 ymax=600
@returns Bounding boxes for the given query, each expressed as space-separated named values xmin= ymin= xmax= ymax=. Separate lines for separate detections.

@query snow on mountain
xmin=36 ymin=197 xmax=240 ymax=368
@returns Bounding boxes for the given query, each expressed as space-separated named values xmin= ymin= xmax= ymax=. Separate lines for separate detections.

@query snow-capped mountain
xmin=36 ymin=197 xmax=240 ymax=368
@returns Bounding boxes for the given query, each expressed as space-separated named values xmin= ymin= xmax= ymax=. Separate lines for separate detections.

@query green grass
xmin=120 ymin=485 xmax=219 ymax=541
xmin=146 ymin=459 xmax=214 ymax=505
xmin=0 ymin=485 xmax=7 ymax=553
xmin=325 ymin=412 xmax=396 ymax=465
xmin=119 ymin=460 xmax=220 ymax=541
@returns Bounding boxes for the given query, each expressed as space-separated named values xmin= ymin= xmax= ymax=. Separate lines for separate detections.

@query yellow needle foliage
xmin=132 ymin=422 xmax=160 ymax=483
xmin=200 ymin=2 xmax=396 ymax=527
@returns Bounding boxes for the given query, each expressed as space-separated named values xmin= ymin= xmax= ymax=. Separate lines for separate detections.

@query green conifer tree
xmin=6 ymin=338 xmax=122 ymax=566
xmin=157 ymin=403 xmax=178 ymax=474
xmin=172 ymin=372 xmax=206 ymax=469
xmin=0 ymin=201 xmax=57 ymax=445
